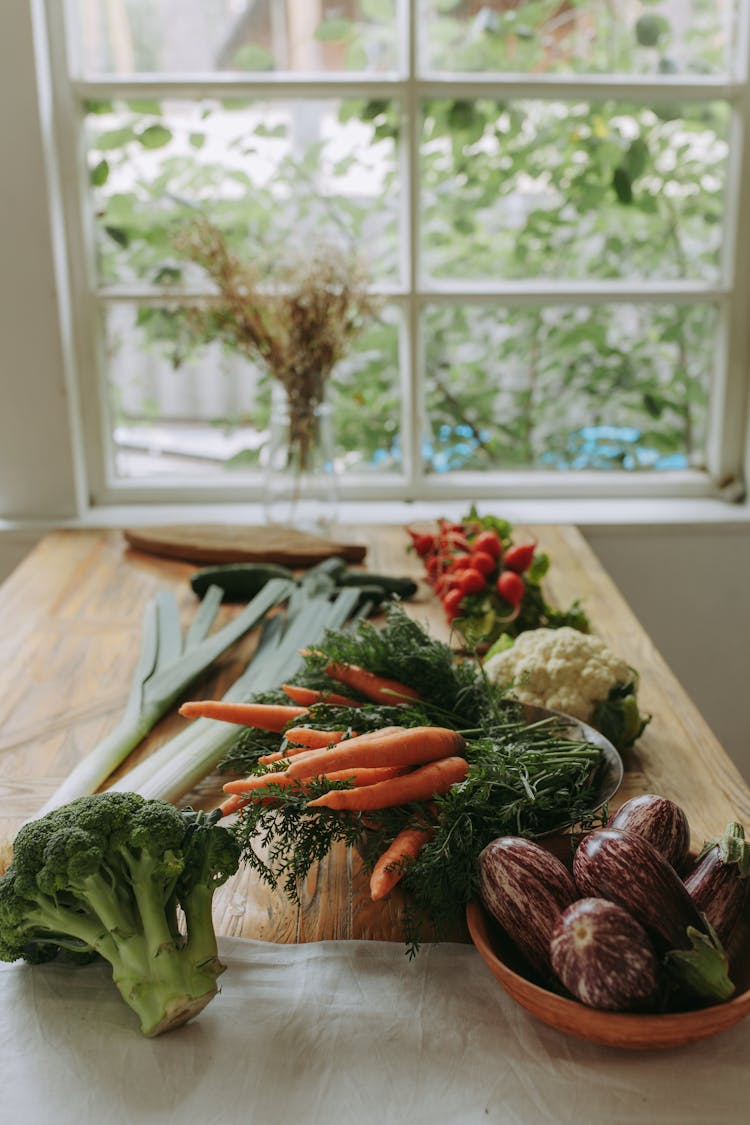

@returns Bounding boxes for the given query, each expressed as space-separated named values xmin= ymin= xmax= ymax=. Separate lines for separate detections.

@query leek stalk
xmin=36 ymin=578 xmax=293 ymax=817
xmin=116 ymin=583 xmax=362 ymax=804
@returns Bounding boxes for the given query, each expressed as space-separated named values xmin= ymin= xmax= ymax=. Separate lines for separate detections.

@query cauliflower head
xmin=484 ymin=627 xmax=648 ymax=747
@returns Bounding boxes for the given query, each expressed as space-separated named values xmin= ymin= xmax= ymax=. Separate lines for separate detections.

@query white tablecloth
xmin=1 ymin=937 xmax=747 ymax=1125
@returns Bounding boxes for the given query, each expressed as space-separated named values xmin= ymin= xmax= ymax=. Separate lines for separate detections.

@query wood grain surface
xmin=122 ymin=523 xmax=368 ymax=565
xmin=1 ymin=523 xmax=748 ymax=948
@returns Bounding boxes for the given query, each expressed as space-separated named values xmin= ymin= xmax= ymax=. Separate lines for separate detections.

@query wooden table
xmin=2 ymin=524 xmax=749 ymax=946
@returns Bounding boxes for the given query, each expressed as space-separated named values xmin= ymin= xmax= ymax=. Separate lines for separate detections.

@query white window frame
xmin=40 ymin=0 xmax=750 ymax=508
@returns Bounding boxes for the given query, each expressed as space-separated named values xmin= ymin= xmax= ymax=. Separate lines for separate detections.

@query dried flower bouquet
xmin=174 ymin=218 xmax=381 ymax=472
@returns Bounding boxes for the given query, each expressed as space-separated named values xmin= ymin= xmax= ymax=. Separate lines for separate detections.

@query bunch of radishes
xmin=406 ymin=520 xmax=535 ymax=624
xmin=478 ymin=794 xmax=750 ymax=1013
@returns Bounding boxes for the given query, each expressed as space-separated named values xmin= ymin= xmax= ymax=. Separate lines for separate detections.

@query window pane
xmin=421 ymin=99 xmax=728 ymax=282
xmin=72 ymin=0 xmax=399 ymax=75
xmin=86 ymin=98 xmax=400 ymax=286
xmin=419 ymin=0 xmax=738 ymax=76
xmin=422 ymin=303 xmax=714 ymax=473
xmin=104 ymin=303 xmax=401 ymax=480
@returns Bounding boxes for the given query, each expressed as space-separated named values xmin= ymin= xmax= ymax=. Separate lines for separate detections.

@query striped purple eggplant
xmin=607 ymin=793 xmax=690 ymax=871
xmin=684 ymin=822 xmax=750 ymax=950
xmin=478 ymin=836 xmax=578 ymax=978
xmin=573 ymin=828 xmax=705 ymax=952
xmin=550 ymin=897 xmax=660 ymax=1012
xmin=573 ymin=828 xmax=735 ymax=1003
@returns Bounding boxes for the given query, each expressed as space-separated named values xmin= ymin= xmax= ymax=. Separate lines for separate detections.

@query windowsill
xmin=2 ymin=495 xmax=750 ymax=535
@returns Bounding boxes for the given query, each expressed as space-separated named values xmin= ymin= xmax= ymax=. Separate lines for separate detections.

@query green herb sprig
xmin=299 ymin=604 xmax=498 ymax=730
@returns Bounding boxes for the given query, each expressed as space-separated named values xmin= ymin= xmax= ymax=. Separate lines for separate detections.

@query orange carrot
xmin=219 ymin=792 xmax=285 ymax=815
xmin=370 ymin=826 xmax=435 ymax=901
xmin=223 ymin=763 xmax=408 ymax=796
xmin=258 ymin=745 xmax=315 ymax=764
xmin=281 ymin=726 xmax=465 ymax=780
xmin=286 ymin=727 xmax=355 ymax=748
xmin=320 ymin=765 xmax=408 ymax=786
xmin=305 ymin=756 xmax=468 ymax=811
xmin=282 ymin=684 xmax=364 ymax=708
xmin=323 ymin=661 xmax=422 ymax=706
xmin=222 ymin=770 xmax=307 ymax=795
xmin=258 ymin=725 xmax=413 ymax=767
xmin=257 ymin=727 xmax=357 ymax=765
xmin=257 ymin=725 xmax=405 ymax=768
xmin=219 ymin=794 xmax=248 ymax=817
xmin=178 ymin=700 xmax=308 ymax=731
xmin=258 ymin=726 xmax=394 ymax=764
xmin=258 ymin=726 xmax=357 ymax=765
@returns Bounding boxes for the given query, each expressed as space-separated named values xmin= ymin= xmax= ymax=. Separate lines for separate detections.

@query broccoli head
xmin=0 ymin=792 xmax=240 ymax=1036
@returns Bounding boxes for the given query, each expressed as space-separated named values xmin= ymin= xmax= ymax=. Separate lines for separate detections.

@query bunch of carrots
xmin=179 ymin=660 xmax=468 ymax=902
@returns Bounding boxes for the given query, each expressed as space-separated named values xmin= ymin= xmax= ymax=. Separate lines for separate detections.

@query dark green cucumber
xmin=340 ymin=584 xmax=391 ymax=615
xmin=190 ymin=562 xmax=294 ymax=602
xmin=335 ymin=570 xmax=418 ymax=600
xmin=307 ymin=556 xmax=348 ymax=581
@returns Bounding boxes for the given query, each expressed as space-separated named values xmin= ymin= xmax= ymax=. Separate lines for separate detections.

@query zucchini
xmin=341 ymin=584 xmax=391 ymax=616
xmin=308 ymin=556 xmax=348 ymax=581
xmin=190 ymin=562 xmax=295 ymax=602
xmin=335 ymin=570 xmax=418 ymax=600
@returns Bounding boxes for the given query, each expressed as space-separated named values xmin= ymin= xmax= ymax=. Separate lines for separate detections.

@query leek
xmin=115 ymin=582 xmax=362 ymax=805
xmin=37 ymin=578 xmax=293 ymax=817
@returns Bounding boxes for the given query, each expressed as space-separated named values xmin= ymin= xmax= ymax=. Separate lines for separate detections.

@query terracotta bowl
xmin=466 ymin=897 xmax=750 ymax=1050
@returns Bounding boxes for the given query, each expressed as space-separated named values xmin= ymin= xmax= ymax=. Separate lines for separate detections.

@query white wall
xmin=583 ymin=524 xmax=750 ymax=783
xmin=0 ymin=1 xmax=80 ymax=520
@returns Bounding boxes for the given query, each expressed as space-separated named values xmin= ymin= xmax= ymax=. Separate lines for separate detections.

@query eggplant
xmin=573 ymin=828 xmax=735 ymax=1004
xmin=477 ymin=836 xmax=578 ymax=979
xmin=607 ymin=793 xmax=690 ymax=871
xmin=550 ymin=897 xmax=660 ymax=1012
xmin=574 ymin=828 xmax=703 ymax=952
xmin=684 ymin=822 xmax=750 ymax=951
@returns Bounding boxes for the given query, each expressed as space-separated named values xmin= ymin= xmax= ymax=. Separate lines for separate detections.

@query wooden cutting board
xmin=122 ymin=523 xmax=368 ymax=567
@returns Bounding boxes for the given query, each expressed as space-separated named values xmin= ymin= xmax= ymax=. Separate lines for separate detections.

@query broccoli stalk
xmin=0 ymin=793 xmax=240 ymax=1036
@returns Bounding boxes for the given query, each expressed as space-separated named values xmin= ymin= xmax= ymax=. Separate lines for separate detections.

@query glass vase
xmin=261 ymin=384 xmax=339 ymax=533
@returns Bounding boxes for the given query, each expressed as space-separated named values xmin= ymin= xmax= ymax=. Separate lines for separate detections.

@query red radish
xmin=406 ymin=527 xmax=436 ymax=557
xmin=470 ymin=550 xmax=497 ymax=577
xmin=459 ymin=568 xmax=487 ymax=595
xmin=497 ymin=570 xmax=525 ymax=606
xmin=503 ymin=542 xmax=536 ymax=573
xmin=472 ymin=530 xmax=503 ymax=558
xmin=438 ymin=528 xmax=470 ymax=552
xmin=434 ymin=573 xmax=462 ymax=596
xmin=448 ymin=554 xmax=473 ymax=573
xmin=425 ymin=555 xmax=442 ymax=582
xmin=442 ymin=588 xmax=465 ymax=619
